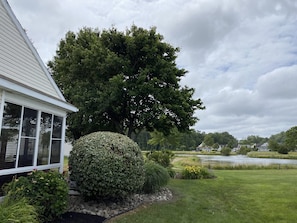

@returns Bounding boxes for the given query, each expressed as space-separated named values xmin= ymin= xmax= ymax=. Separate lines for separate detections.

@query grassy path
xmin=109 ymin=169 xmax=297 ymax=223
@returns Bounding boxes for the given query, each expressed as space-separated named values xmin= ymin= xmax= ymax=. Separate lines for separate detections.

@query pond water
xmin=197 ymin=155 xmax=297 ymax=166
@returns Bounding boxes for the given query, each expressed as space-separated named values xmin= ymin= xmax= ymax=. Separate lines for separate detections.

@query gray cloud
xmin=8 ymin=0 xmax=297 ymax=139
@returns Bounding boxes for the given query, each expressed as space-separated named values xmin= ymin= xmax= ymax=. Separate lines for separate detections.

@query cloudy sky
xmin=8 ymin=0 xmax=297 ymax=139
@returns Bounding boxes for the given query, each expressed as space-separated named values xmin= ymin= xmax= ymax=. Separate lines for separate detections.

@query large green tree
xmin=48 ymin=26 xmax=204 ymax=140
xmin=285 ymin=126 xmax=297 ymax=151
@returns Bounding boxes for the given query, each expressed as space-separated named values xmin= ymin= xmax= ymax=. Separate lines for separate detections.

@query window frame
xmin=0 ymin=91 xmax=66 ymax=176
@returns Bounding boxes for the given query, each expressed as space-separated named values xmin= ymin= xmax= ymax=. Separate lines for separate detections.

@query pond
xmin=197 ymin=155 xmax=297 ymax=166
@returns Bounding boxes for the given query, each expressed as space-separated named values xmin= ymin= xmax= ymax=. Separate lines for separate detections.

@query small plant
xmin=237 ymin=146 xmax=251 ymax=155
xmin=166 ymin=167 xmax=176 ymax=178
xmin=221 ymin=147 xmax=231 ymax=156
xmin=145 ymin=150 xmax=174 ymax=168
xmin=142 ymin=161 xmax=170 ymax=193
xmin=278 ymin=145 xmax=289 ymax=154
xmin=3 ymin=170 xmax=68 ymax=222
xmin=181 ymin=165 xmax=214 ymax=179
xmin=182 ymin=165 xmax=202 ymax=179
xmin=0 ymin=194 xmax=38 ymax=223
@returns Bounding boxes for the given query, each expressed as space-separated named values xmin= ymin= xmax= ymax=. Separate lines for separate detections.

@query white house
xmin=0 ymin=0 xmax=77 ymax=180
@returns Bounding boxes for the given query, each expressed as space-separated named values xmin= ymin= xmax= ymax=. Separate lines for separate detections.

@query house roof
xmin=0 ymin=0 xmax=77 ymax=112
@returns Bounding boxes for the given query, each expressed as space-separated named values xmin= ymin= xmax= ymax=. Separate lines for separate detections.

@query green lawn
xmin=108 ymin=169 xmax=297 ymax=223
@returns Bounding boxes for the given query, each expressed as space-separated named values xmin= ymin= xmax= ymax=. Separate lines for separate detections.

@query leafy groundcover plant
xmin=0 ymin=194 xmax=38 ymax=223
xmin=3 ymin=170 xmax=68 ymax=222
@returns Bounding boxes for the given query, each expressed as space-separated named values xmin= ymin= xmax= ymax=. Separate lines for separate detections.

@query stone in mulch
xmin=51 ymin=187 xmax=173 ymax=222
xmin=67 ymin=187 xmax=173 ymax=219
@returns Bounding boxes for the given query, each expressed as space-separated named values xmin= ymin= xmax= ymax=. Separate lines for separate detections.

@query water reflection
xmin=197 ymin=155 xmax=297 ymax=166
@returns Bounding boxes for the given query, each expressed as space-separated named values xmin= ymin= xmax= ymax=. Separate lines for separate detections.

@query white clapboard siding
xmin=0 ymin=1 xmax=61 ymax=99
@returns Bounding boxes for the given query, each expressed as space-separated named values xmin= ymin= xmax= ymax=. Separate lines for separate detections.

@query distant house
xmin=258 ymin=142 xmax=269 ymax=152
xmin=0 ymin=0 xmax=77 ymax=180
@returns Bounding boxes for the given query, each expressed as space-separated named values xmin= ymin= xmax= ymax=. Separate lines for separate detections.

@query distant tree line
xmin=134 ymin=126 xmax=297 ymax=154
xmin=134 ymin=129 xmax=237 ymax=151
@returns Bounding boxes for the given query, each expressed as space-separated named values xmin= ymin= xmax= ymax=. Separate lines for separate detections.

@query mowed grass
xmin=108 ymin=169 xmax=297 ymax=223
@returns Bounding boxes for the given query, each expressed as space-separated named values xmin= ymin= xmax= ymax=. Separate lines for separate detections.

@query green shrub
xmin=3 ymin=170 xmax=68 ymax=222
xmin=167 ymin=167 xmax=176 ymax=178
xmin=145 ymin=150 xmax=174 ymax=168
xmin=278 ymin=145 xmax=289 ymax=154
xmin=142 ymin=161 xmax=170 ymax=193
xmin=181 ymin=165 xmax=214 ymax=179
xmin=0 ymin=195 xmax=38 ymax=223
xmin=69 ymin=131 xmax=145 ymax=200
xmin=221 ymin=147 xmax=231 ymax=156
xmin=237 ymin=146 xmax=251 ymax=155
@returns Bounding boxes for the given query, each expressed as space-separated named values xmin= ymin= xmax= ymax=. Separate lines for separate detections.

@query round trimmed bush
xmin=69 ymin=131 xmax=145 ymax=200
xmin=142 ymin=161 xmax=170 ymax=194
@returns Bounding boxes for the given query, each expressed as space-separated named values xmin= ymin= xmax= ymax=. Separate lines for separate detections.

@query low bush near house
xmin=0 ymin=194 xmax=38 ymax=223
xmin=142 ymin=161 xmax=170 ymax=194
xmin=3 ymin=170 xmax=68 ymax=222
xmin=181 ymin=165 xmax=214 ymax=179
xmin=69 ymin=131 xmax=145 ymax=200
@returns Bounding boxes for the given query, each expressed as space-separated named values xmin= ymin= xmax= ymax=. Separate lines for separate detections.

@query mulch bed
xmin=51 ymin=212 xmax=106 ymax=223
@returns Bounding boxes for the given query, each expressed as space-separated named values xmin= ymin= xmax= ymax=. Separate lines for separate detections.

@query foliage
xmin=142 ymin=161 xmax=170 ymax=193
xmin=277 ymin=144 xmax=289 ymax=154
xmin=221 ymin=147 xmax=231 ymax=156
xmin=203 ymin=134 xmax=214 ymax=147
xmin=135 ymin=129 xmax=205 ymax=151
xmin=268 ymin=139 xmax=280 ymax=151
xmin=285 ymin=126 xmax=297 ymax=151
xmin=240 ymin=135 xmax=268 ymax=146
xmin=247 ymin=151 xmax=297 ymax=159
xmin=69 ymin=131 xmax=145 ymax=200
xmin=3 ymin=170 xmax=68 ymax=222
xmin=269 ymin=131 xmax=286 ymax=144
xmin=0 ymin=194 xmax=38 ymax=223
xmin=49 ymin=25 xmax=204 ymax=140
xmin=171 ymin=155 xmax=201 ymax=175
xmin=145 ymin=149 xmax=174 ymax=168
xmin=179 ymin=129 xmax=205 ymax=150
xmin=148 ymin=128 xmax=181 ymax=149
xmin=166 ymin=167 xmax=176 ymax=178
xmin=203 ymin=132 xmax=237 ymax=149
xmin=237 ymin=146 xmax=251 ymax=155
xmin=181 ymin=165 xmax=213 ymax=179
xmin=206 ymin=164 xmax=297 ymax=170
xmin=133 ymin=129 xmax=154 ymax=150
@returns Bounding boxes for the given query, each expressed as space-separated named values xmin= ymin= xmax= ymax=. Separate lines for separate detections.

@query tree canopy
xmin=48 ymin=26 xmax=204 ymax=140
xmin=202 ymin=132 xmax=238 ymax=148
xmin=285 ymin=126 xmax=297 ymax=151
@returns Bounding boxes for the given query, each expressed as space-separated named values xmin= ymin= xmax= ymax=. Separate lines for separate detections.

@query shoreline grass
xmin=171 ymin=155 xmax=297 ymax=171
xmin=247 ymin=151 xmax=297 ymax=159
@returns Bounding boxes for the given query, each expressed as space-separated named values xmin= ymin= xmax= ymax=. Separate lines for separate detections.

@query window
xmin=18 ymin=107 xmax=37 ymax=167
xmin=0 ymin=101 xmax=64 ymax=170
xmin=50 ymin=116 xmax=63 ymax=164
xmin=37 ymin=112 xmax=52 ymax=165
xmin=0 ymin=102 xmax=22 ymax=170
